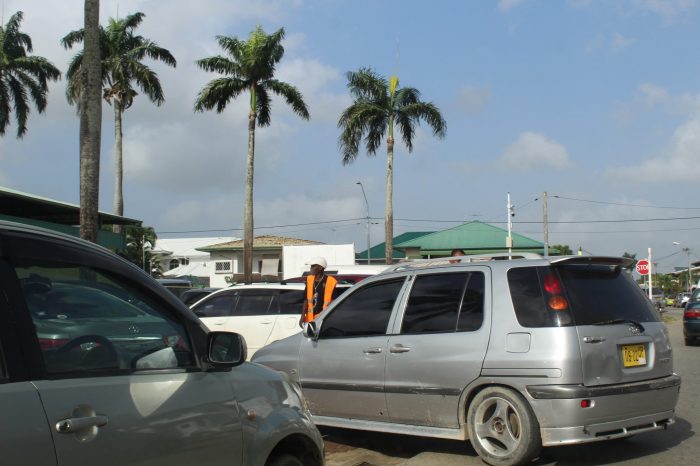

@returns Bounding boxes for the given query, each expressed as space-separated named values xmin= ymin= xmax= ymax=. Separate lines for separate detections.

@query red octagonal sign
xmin=636 ymin=259 xmax=650 ymax=275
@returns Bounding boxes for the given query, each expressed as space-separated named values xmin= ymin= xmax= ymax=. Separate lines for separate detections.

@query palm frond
xmin=264 ymin=79 xmax=310 ymax=120
xmin=7 ymin=75 xmax=29 ymax=137
xmin=346 ymin=68 xmax=387 ymax=102
xmin=401 ymin=102 xmax=447 ymax=137
xmin=196 ymin=56 xmax=238 ymax=75
xmin=194 ymin=77 xmax=247 ymax=113
xmin=255 ymin=85 xmax=271 ymax=126
xmin=61 ymin=29 xmax=85 ymax=49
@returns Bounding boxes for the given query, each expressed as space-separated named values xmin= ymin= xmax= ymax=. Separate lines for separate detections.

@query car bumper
xmin=683 ymin=320 xmax=700 ymax=337
xmin=527 ymin=374 xmax=680 ymax=446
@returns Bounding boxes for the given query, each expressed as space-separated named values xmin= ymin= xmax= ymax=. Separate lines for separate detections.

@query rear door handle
xmin=363 ymin=347 xmax=382 ymax=354
xmin=390 ymin=344 xmax=411 ymax=353
xmin=55 ymin=415 xmax=108 ymax=433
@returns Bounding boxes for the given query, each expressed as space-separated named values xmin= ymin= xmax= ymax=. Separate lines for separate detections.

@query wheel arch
xmin=265 ymin=433 xmax=323 ymax=466
xmin=459 ymin=381 xmax=532 ymax=429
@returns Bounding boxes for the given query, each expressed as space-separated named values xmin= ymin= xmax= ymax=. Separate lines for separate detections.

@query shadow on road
xmin=320 ymin=426 xmax=478 ymax=459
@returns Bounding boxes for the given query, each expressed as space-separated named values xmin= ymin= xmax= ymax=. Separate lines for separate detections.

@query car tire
xmin=266 ymin=453 xmax=304 ymax=466
xmin=467 ymin=387 xmax=541 ymax=466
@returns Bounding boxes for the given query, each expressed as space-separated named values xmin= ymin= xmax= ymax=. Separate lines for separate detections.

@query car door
xmin=227 ymin=290 xmax=277 ymax=357
xmin=298 ymin=278 xmax=406 ymax=422
xmin=6 ymin=232 xmax=244 ymax=466
xmin=0 ymin=263 xmax=57 ymax=465
xmin=385 ymin=270 xmax=490 ymax=428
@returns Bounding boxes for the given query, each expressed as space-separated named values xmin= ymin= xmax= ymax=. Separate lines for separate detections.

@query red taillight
xmin=543 ymin=274 xmax=562 ymax=294
xmin=548 ymin=295 xmax=569 ymax=310
xmin=684 ymin=310 xmax=700 ymax=318
xmin=580 ymin=399 xmax=593 ymax=408
xmin=38 ymin=338 xmax=70 ymax=351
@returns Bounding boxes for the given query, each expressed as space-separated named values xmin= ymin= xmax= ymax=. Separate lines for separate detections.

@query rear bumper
xmin=526 ymin=374 xmax=680 ymax=446
xmin=683 ymin=321 xmax=700 ymax=337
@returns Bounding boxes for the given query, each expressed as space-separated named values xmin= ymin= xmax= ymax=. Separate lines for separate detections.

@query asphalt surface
xmin=323 ymin=307 xmax=697 ymax=466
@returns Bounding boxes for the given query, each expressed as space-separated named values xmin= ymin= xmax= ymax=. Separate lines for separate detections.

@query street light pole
xmin=356 ymin=182 xmax=371 ymax=264
xmin=673 ymin=242 xmax=692 ymax=292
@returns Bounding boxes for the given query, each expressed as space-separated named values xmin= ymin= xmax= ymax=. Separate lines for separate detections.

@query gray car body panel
xmin=252 ymin=255 xmax=680 ymax=447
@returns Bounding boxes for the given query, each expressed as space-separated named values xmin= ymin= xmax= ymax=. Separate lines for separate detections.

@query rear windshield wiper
xmin=592 ymin=319 xmax=645 ymax=333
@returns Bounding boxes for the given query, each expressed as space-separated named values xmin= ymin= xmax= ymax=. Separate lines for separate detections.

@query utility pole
xmin=685 ymin=248 xmax=692 ymax=292
xmin=648 ymin=247 xmax=653 ymax=301
xmin=506 ymin=193 xmax=514 ymax=259
xmin=542 ymin=191 xmax=549 ymax=257
xmin=356 ymin=182 xmax=371 ymax=264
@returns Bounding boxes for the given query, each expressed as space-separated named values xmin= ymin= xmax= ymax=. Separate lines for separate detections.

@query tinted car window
xmin=401 ymin=272 xmax=484 ymax=334
xmin=320 ymin=279 xmax=404 ymax=338
xmin=509 ymin=265 xmax=659 ymax=327
xmin=16 ymin=264 xmax=194 ymax=374
xmin=234 ymin=293 xmax=273 ymax=315
xmin=279 ymin=290 xmax=305 ymax=314
xmin=193 ymin=294 xmax=235 ymax=317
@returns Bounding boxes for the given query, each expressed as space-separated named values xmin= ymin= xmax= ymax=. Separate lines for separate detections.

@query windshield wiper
xmin=592 ymin=319 xmax=645 ymax=333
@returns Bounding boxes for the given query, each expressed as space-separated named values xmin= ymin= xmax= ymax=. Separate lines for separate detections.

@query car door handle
xmin=390 ymin=344 xmax=411 ymax=353
xmin=363 ymin=347 xmax=382 ymax=354
xmin=55 ymin=415 xmax=108 ymax=433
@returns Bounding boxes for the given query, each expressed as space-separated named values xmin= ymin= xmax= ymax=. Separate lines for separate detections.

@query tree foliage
xmin=0 ymin=11 xmax=61 ymax=138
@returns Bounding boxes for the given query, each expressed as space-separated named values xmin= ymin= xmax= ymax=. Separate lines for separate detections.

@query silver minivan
xmin=252 ymin=254 xmax=681 ymax=466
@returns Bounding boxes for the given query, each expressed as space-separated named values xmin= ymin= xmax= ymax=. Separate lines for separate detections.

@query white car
xmin=191 ymin=282 xmax=348 ymax=358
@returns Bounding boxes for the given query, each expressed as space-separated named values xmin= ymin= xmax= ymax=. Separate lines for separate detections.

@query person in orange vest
xmin=299 ymin=256 xmax=338 ymax=326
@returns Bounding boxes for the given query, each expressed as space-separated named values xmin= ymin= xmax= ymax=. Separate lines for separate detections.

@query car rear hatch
xmin=550 ymin=257 xmax=673 ymax=386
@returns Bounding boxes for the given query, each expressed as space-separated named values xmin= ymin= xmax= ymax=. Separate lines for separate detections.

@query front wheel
xmin=266 ymin=454 xmax=304 ymax=466
xmin=467 ymin=387 xmax=541 ymax=466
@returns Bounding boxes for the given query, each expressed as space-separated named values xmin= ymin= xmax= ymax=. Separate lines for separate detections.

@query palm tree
xmin=79 ymin=0 xmax=102 ymax=243
xmin=62 ymin=12 xmax=176 ymax=232
xmin=0 ymin=11 xmax=60 ymax=138
xmin=338 ymin=68 xmax=446 ymax=264
xmin=194 ymin=26 xmax=309 ymax=283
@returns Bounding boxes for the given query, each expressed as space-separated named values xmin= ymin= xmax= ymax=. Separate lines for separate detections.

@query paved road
xmin=323 ymin=308 xmax=698 ymax=466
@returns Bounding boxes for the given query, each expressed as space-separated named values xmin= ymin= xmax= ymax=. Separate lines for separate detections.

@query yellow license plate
xmin=622 ymin=344 xmax=647 ymax=367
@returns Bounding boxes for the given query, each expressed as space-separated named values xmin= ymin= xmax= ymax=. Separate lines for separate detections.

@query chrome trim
xmin=311 ymin=415 xmax=468 ymax=440
xmin=300 ymin=381 xmax=460 ymax=396
xmin=527 ymin=374 xmax=681 ymax=399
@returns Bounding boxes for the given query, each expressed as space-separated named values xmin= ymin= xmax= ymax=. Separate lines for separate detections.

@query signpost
xmin=636 ymin=259 xmax=650 ymax=275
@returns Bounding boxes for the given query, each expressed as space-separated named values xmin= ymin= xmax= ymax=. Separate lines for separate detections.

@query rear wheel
xmin=266 ymin=453 xmax=304 ymax=466
xmin=467 ymin=387 xmax=541 ymax=466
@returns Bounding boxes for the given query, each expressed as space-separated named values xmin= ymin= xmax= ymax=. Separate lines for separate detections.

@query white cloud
xmin=497 ymin=0 xmax=529 ymax=12
xmin=457 ymin=85 xmax=491 ymax=115
xmin=497 ymin=132 xmax=572 ymax=172
xmin=606 ymin=114 xmax=700 ymax=182
xmin=610 ymin=32 xmax=636 ymax=52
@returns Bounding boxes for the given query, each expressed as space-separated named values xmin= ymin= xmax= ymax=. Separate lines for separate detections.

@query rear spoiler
xmin=549 ymin=256 xmax=635 ymax=268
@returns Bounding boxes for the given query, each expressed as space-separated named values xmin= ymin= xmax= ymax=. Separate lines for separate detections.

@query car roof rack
xmin=382 ymin=252 xmax=544 ymax=273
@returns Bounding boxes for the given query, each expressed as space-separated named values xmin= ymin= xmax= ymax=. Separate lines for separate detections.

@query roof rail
xmin=382 ymin=252 xmax=544 ymax=273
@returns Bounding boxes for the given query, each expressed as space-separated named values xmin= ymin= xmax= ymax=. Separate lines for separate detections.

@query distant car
xmin=684 ymin=302 xmax=700 ymax=345
xmin=675 ymin=292 xmax=692 ymax=308
xmin=0 ymin=220 xmax=324 ymax=466
xmin=191 ymin=282 xmax=350 ymax=358
xmin=156 ymin=277 xmax=194 ymax=299
xmin=284 ymin=273 xmax=371 ymax=284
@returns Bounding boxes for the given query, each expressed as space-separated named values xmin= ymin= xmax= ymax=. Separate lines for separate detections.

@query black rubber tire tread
xmin=467 ymin=386 xmax=541 ymax=466
xmin=266 ymin=453 xmax=304 ymax=466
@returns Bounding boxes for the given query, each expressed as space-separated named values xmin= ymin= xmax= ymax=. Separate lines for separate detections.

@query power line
xmin=551 ymin=195 xmax=700 ymax=210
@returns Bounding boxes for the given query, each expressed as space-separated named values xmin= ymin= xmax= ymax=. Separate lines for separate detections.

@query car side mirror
xmin=206 ymin=331 xmax=247 ymax=367
xmin=303 ymin=320 xmax=319 ymax=340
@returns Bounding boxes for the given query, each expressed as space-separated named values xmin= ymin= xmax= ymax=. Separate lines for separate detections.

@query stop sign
xmin=636 ymin=259 xmax=650 ymax=275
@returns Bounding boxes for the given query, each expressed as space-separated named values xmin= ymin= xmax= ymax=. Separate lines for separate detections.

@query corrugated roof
xmin=356 ymin=232 xmax=432 ymax=260
xmin=198 ymin=235 xmax=323 ymax=251
xmin=395 ymin=221 xmax=543 ymax=252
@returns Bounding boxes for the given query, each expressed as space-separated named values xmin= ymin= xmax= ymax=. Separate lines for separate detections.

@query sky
xmin=2 ymin=0 xmax=700 ymax=273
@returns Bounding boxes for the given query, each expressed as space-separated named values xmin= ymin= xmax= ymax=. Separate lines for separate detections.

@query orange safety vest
xmin=304 ymin=274 xmax=338 ymax=323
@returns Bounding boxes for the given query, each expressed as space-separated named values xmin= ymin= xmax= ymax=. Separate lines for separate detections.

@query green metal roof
xmin=356 ymin=232 xmax=432 ymax=260
xmin=394 ymin=221 xmax=544 ymax=254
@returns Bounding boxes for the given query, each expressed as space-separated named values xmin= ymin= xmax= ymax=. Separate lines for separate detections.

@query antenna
xmin=393 ymin=37 xmax=400 ymax=77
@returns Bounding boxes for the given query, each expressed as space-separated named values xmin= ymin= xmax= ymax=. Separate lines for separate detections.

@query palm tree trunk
xmin=243 ymin=110 xmax=256 ymax=283
xmin=79 ymin=0 xmax=102 ymax=243
xmin=385 ymin=137 xmax=394 ymax=265
xmin=113 ymin=101 xmax=123 ymax=234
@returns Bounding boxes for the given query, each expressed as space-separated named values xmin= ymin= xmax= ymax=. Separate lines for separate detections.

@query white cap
xmin=305 ymin=256 xmax=327 ymax=269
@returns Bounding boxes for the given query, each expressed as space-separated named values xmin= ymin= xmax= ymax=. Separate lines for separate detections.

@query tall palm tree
xmin=0 ymin=11 xmax=60 ymax=138
xmin=338 ymin=68 xmax=446 ymax=264
xmin=79 ymin=0 xmax=102 ymax=243
xmin=62 ymin=12 xmax=176 ymax=232
xmin=195 ymin=26 xmax=309 ymax=283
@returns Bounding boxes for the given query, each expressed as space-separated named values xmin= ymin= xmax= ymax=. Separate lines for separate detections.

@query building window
xmin=180 ymin=258 xmax=189 ymax=266
xmin=215 ymin=261 xmax=232 ymax=274
xmin=169 ymin=259 xmax=179 ymax=270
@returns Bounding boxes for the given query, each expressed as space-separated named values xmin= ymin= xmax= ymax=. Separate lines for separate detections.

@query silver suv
xmin=0 ymin=221 xmax=324 ymax=466
xmin=253 ymin=253 xmax=680 ymax=466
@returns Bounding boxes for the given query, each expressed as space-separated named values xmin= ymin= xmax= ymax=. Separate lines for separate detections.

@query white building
xmin=152 ymin=236 xmax=237 ymax=286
